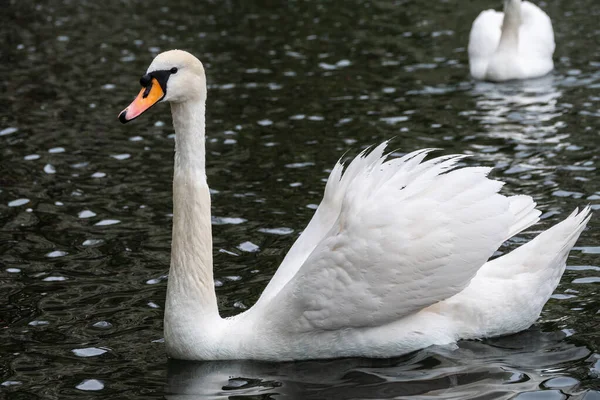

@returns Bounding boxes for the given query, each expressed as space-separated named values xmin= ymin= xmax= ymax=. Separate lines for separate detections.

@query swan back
xmin=468 ymin=1 xmax=555 ymax=81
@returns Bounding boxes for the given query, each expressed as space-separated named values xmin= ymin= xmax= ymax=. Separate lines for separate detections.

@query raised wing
xmin=519 ymin=1 xmax=555 ymax=59
xmin=468 ymin=9 xmax=503 ymax=78
xmin=263 ymin=146 xmax=539 ymax=332
xmin=255 ymin=144 xmax=392 ymax=305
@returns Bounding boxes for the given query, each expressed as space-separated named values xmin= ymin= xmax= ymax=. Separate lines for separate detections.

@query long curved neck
xmin=166 ymin=99 xmax=220 ymax=324
xmin=499 ymin=0 xmax=521 ymax=51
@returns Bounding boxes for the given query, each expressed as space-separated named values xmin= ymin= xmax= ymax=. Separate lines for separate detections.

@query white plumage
xmin=120 ymin=50 xmax=590 ymax=361
xmin=468 ymin=0 xmax=555 ymax=81
xmin=261 ymin=145 xmax=531 ymax=332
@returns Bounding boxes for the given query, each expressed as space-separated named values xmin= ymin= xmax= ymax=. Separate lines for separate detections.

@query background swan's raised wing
xmin=520 ymin=2 xmax=555 ymax=59
xmin=263 ymin=145 xmax=539 ymax=332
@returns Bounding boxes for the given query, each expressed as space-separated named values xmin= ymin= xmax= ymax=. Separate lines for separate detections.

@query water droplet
xmin=550 ymin=293 xmax=577 ymax=300
xmin=24 ymin=154 xmax=40 ymax=160
xmin=46 ymin=250 xmax=67 ymax=258
xmin=146 ymin=275 xmax=168 ymax=285
xmin=0 ymin=127 xmax=18 ymax=136
xmin=76 ymin=379 xmax=104 ymax=391
xmin=29 ymin=320 xmax=49 ymax=326
xmin=43 ymin=276 xmax=67 ymax=282
xmin=233 ymin=301 xmax=247 ymax=309
xmin=218 ymin=249 xmax=238 ymax=257
xmin=82 ymin=239 xmax=103 ymax=247
xmin=78 ymin=210 xmax=97 ymax=219
xmin=1 ymin=381 xmax=22 ymax=387
xmin=258 ymin=227 xmax=294 ymax=235
xmin=94 ymin=219 xmax=120 ymax=226
xmin=91 ymin=172 xmax=106 ymax=178
xmin=285 ymin=162 xmax=314 ymax=169
xmin=8 ymin=198 xmax=29 ymax=207
xmin=212 ymin=217 xmax=247 ymax=225
xmin=238 ymin=241 xmax=259 ymax=252
xmin=110 ymin=154 xmax=130 ymax=160
xmin=72 ymin=347 xmax=107 ymax=357
xmin=552 ymin=190 xmax=583 ymax=198
xmin=572 ymin=277 xmax=600 ymax=284
xmin=92 ymin=321 xmax=113 ymax=329
xmin=575 ymin=246 xmax=600 ymax=254
xmin=44 ymin=164 xmax=56 ymax=174
xmin=48 ymin=147 xmax=65 ymax=153
xmin=380 ymin=116 xmax=409 ymax=124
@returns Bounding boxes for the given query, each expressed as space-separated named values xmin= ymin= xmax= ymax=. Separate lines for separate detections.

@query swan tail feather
xmin=504 ymin=195 xmax=541 ymax=241
xmin=483 ymin=206 xmax=591 ymax=279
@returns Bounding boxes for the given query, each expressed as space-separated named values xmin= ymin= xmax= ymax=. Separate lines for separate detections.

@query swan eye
xmin=170 ymin=67 xmax=178 ymax=74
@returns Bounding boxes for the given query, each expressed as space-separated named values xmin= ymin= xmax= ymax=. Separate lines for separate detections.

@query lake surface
xmin=1 ymin=0 xmax=599 ymax=398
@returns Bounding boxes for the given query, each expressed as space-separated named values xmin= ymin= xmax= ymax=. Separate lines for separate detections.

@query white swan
xmin=119 ymin=50 xmax=590 ymax=361
xmin=468 ymin=0 xmax=555 ymax=81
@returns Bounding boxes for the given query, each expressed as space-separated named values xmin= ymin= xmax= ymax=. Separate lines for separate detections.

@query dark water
xmin=1 ymin=0 xmax=599 ymax=398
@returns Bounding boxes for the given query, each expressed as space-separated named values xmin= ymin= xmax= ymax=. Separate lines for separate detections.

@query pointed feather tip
xmin=568 ymin=205 xmax=592 ymax=223
xmin=576 ymin=205 xmax=592 ymax=225
xmin=555 ymin=206 xmax=592 ymax=254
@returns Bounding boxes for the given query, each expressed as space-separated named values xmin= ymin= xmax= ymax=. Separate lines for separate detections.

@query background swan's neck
xmin=499 ymin=0 xmax=521 ymax=50
xmin=166 ymin=100 xmax=220 ymax=325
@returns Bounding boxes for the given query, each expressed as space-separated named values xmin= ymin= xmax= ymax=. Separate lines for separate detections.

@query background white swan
xmin=119 ymin=50 xmax=589 ymax=361
xmin=468 ymin=0 xmax=555 ymax=81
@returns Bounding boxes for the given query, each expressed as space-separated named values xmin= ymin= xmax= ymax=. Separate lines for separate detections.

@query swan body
xmin=119 ymin=50 xmax=590 ymax=361
xmin=468 ymin=0 xmax=555 ymax=81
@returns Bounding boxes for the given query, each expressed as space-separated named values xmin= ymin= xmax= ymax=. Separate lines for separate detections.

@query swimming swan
xmin=119 ymin=50 xmax=589 ymax=361
xmin=468 ymin=0 xmax=555 ymax=81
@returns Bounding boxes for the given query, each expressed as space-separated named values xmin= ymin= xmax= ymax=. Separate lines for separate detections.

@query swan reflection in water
xmin=466 ymin=75 xmax=577 ymax=199
xmin=165 ymin=328 xmax=594 ymax=400
xmin=470 ymin=74 xmax=565 ymax=145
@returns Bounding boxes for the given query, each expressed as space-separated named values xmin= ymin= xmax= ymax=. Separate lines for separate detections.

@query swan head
xmin=119 ymin=50 xmax=206 ymax=123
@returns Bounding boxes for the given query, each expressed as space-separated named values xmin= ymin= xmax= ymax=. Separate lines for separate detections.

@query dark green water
xmin=1 ymin=0 xmax=599 ymax=398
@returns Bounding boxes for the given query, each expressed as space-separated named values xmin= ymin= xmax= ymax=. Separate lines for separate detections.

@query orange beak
xmin=118 ymin=77 xmax=165 ymax=123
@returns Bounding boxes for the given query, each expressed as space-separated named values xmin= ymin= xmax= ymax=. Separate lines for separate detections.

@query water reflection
xmin=470 ymin=75 xmax=564 ymax=143
xmin=165 ymin=329 xmax=593 ymax=400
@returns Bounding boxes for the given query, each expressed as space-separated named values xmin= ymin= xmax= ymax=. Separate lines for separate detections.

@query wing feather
xmin=263 ymin=144 xmax=539 ymax=332
xmin=256 ymin=142 xmax=392 ymax=304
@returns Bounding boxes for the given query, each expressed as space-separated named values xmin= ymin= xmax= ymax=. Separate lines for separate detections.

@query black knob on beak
xmin=140 ymin=74 xmax=152 ymax=87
